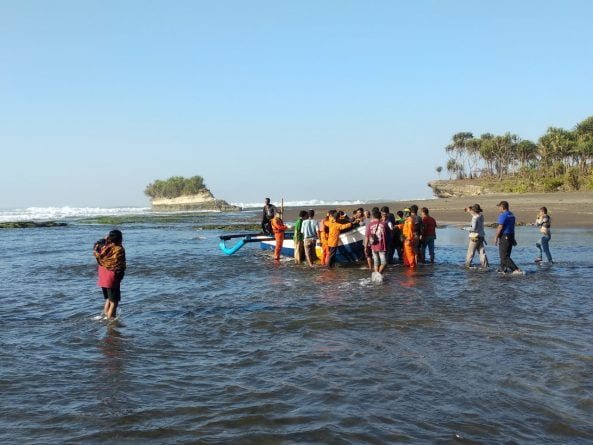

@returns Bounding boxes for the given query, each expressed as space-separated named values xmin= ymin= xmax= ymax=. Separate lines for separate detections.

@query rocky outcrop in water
xmin=150 ymin=189 xmax=240 ymax=212
xmin=0 ymin=221 xmax=68 ymax=229
xmin=428 ymin=180 xmax=494 ymax=198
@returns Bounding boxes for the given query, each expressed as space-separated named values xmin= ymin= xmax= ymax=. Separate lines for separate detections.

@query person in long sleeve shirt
xmin=271 ymin=213 xmax=288 ymax=261
xmin=326 ymin=210 xmax=352 ymax=267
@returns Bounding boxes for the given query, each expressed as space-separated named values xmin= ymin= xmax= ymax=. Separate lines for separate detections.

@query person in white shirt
xmin=464 ymin=204 xmax=489 ymax=268
xmin=300 ymin=209 xmax=320 ymax=267
xmin=535 ymin=206 xmax=553 ymax=264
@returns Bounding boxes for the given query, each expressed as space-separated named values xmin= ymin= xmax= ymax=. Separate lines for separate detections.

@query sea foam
xmin=233 ymin=199 xmax=367 ymax=209
xmin=0 ymin=206 xmax=150 ymax=222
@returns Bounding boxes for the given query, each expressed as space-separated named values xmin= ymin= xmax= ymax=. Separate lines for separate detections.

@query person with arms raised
xmin=326 ymin=210 xmax=353 ymax=267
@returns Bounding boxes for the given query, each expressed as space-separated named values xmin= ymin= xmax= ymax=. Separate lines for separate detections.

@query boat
xmin=219 ymin=225 xmax=367 ymax=263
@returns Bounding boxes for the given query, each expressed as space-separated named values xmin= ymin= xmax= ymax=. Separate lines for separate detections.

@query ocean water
xmin=1 ymin=212 xmax=593 ymax=444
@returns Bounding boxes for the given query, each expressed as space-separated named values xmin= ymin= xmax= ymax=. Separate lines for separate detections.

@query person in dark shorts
xmin=94 ymin=229 xmax=126 ymax=319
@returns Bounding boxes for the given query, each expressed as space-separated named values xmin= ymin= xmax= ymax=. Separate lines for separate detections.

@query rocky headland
xmin=150 ymin=188 xmax=240 ymax=212
xmin=428 ymin=180 xmax=494 ymax=198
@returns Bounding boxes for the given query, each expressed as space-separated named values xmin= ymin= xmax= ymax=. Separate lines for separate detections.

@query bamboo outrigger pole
xmin=281 ymin=198 xmax=284 ymax=218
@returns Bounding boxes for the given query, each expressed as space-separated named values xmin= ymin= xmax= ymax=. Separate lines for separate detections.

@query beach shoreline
xmin=272 ymin=191 xmax=593 ymax=229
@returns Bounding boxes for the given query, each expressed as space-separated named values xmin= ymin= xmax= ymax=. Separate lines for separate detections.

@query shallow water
xmin=1 ymin=214 xmax=593 ymax=444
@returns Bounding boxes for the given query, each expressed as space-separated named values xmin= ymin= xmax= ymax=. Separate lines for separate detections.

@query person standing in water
xmin=318 ymin=212 xmax=330 ymax=266
xmin=365 ymin=208 xmax=388 ymax=276
xmin=402 ymin=208 xmax=417 ymax=268
xmin=293 ymin=210 xmax=307 ymax=264
xmin=301 ymin=209 xmax=319 ymax=267
xmin=535 ymin=206 xmax=553 ymax=264
xmin=326 ymin=210 xmax=353 ymax=267
xmin=494 ymin=201 xmax=522 ymax=274
xmin=94 ymin=230 xmax=126 ymax=319
xmin=270 ymin=212 xmax=288 ymax=261
xmin=464 ymin=204 xmax=489 ymax=268
xmin=420 ymin=207 xmax=437 ymax=264
xmin=261 ymin=198 xmax=276 ymax=235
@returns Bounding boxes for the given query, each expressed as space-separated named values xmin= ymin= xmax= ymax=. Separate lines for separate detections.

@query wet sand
xmin=277 ymin=191 xmax=593 ymax=228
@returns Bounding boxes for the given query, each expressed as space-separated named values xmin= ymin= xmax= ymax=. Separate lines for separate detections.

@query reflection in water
xmin=401 ymin=268 xmax=418 ymax=288
xmin=95 ymin=324 xmax=127 ymax=413
xmin=3 ymin=222 xmax=593 ymax=443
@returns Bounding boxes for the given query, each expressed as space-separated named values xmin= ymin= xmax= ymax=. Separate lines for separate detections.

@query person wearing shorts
xmin=365 ymin=209 xmax=388 ymax=275
xmin=94 ymin=229 xmax=126 ymax=319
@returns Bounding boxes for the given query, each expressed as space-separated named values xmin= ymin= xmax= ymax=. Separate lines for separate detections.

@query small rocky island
xmin=145 ymin=175 xmax=240 ymax=212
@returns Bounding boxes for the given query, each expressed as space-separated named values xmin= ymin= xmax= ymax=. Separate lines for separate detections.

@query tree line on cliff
xmin=145 ymin=176 xmax=209 ymax=199
xmin=439 ymin=116 xmax=593 ymax=192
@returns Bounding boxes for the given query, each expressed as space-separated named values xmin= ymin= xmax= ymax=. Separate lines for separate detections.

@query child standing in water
xmin=94 ymin=230 xmax=126 ymax=319
xmin=535 ymin=206 xmax=553 ymax=264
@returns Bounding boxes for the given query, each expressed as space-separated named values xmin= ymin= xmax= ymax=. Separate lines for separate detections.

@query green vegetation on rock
xmin=145 ymin=175 xmax=208 ymax=199
xmin=439 ymin=116 xmax=593 ymax=193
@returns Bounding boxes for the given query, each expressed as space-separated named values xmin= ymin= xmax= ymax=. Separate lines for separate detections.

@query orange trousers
xmin=320 ymin=234 xmax=329 ymax=265
xmin=403 ymin=240 xmax=417 ymax=268
xmin=274 ymin=233 xmax=284 ymax=260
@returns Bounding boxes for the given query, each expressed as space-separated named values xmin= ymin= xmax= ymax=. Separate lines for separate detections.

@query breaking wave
xmin=233 ymin=199 xmax=367 ymax=209
xmin=0 ymin=206 xmax=151 ymax=222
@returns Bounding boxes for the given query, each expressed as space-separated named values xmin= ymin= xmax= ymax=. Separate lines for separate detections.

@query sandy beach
xmin=276 ymin=191 xmax=593 ymax=228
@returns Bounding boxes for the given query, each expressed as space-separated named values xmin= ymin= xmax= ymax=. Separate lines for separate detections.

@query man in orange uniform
xmin=271 ymin=213 xmax=288 ymax=261
xmin=402 ymin=208 xmax=417 ymax=268
xmin=318 ymin=212 xmax=330 ymax=265
xmin=326 ymin=210 xmax=353 ymax=267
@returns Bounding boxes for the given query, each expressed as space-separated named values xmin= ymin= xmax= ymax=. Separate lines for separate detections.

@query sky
xmin=1 ymin=0 xmax=592 ymax=208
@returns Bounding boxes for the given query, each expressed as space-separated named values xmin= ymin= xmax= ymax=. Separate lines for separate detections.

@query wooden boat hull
xmin=260 ymin=225 xmax=366 ymax=263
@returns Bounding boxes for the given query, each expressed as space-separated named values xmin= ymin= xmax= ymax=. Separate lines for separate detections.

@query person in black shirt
xmin=262 ymin=198 xmax=276 ymax=235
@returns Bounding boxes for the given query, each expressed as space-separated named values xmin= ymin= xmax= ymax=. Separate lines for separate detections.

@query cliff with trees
xmin=430 ymin=116 xmax=593 ymax=197
xmin=145 ymin=175 xmax=240 ymax=211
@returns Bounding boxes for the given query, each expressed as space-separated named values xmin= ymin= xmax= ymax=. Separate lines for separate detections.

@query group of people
xmin=262 ymin=198 xmax=438 ymax=274
xmin=91 ymin=200 xmax=553 ymax=319
xmin=262 ymin=198 xmax=554 ymax=277
xmin=464 ymin=200 xmax=553 ymax=274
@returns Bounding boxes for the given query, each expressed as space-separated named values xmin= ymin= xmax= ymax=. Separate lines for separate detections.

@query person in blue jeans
xmin=535 ymin=206 xmax=553 ymax=264
xmin=493 ymin=200 xmax=522 ymax=274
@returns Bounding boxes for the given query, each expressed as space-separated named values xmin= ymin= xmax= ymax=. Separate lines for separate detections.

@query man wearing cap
xmin=465 ymin=204 xmax=488 ymax=268
xmin=494 ymin=201 xmax=522 ymax=274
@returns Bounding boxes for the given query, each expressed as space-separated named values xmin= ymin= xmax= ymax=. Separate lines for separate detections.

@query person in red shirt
xmin=420 ymin=207 xmax=437 ymax=264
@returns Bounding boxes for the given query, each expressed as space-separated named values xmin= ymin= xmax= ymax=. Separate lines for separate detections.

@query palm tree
xmin=447 ymin=132 xmax=474 ymax=178
xmin=446 ymin=159 xmax=457 ymax=179
xmin=436 ymin=166 xmax=443 ymax=178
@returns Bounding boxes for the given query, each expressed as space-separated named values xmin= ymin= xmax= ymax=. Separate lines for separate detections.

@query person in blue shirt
xmin=493 ymin=200 xmax=522 ymax=274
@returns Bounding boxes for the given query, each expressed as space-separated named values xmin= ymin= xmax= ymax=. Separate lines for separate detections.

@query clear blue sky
xmin=1 ymin=0 xmax=592 ymax=208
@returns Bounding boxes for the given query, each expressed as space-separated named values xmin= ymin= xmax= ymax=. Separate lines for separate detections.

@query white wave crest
xmin=0 ymin=206 xmax=151 ymax=222
xmin=233 ymin=199 xmax=367 ymax=209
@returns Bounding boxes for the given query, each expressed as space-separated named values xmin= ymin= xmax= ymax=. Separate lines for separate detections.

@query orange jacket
xmin=271 ymin=217 xmax=287 ymax=234
xmin=327 ymin=219 xmax=352 ymax=247
xmin=402 ymin=216 xmax=415 ymax=242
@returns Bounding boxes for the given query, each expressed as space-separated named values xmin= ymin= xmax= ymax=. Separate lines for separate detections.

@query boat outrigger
xmin=219 ymin=225 xmax=367 ymax=263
